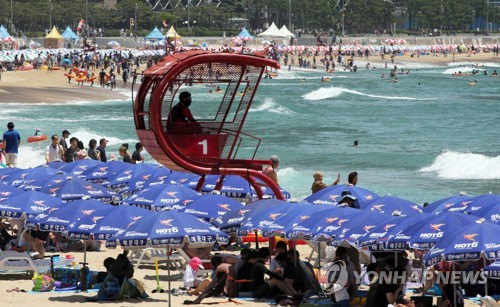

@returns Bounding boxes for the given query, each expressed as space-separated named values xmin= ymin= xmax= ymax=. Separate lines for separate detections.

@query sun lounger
xmin=0 ymin=250 xmax=52 ymax=273
xmin=126 ymin=247 xmax=185 ymax=271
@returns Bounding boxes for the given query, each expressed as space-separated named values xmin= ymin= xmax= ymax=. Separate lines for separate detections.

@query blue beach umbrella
xmin=470 ymin=206 xmax=500 ymax=224
xmin=166 ymin=171 xmax=200 ymax=186
xmin=19 ymin=172 xmax=72 ymax=191
xmin=482 ymin=261 xmax=500 ymax=279
xmin=123 ymin=184 xmax=200 ymax=211
xmin=462 ymin=194 xmax=500 ymax=216
xmin=239 ymin=202 xmax=313 ymax=236
xmin=255 ymin=203 xmax=331 ymax=238
xmin=217 ymin=199 xmax=287 ymax=233
xmin=60 ymin=159 xmax=103 ymax=176
xmin=424 ymin=195 xmax=474 ymax=214
xmin=39 ymin=177 xmax=120 ymax=203
xmin=304 ymin=185 xmax=379 ymax=206
xmin=181 ymin=194 xmax=244 ymax=221
xmin=386 ymin=212 xmax=481 ymax=250
xmin=66 ymin=205 xmax=154 ymax=240
xmin=46 ymin=161 xmax=67 ymax=170
xmin=357 ymin=213 xmax=431 ymax=249
xmin=107 ymin=163 xmax=160 ymax=190
xmin=425 ymin=221 xmax=500 ymax=266
xmin=108 ymin=211 xmax=229 ymax=248
xmin=0 ymin=190 xmax=63 ymax=219
xmin=0 ymin=168 xmax=24 ymax=184
xmin=120 ymin=166 xmax=171 ymax=196
xmin=285 ymin=207 xmax=359 ymax=241
xmin=362 ymin=196 xmax=423 ymax=217
xmin=0 ymin=183 xmax=25 ymax=202
xmin=3 ymin=167 xmax=60 ymax=187
xmin=332 ymin=211 xmax=399 ymax=247
xmin=27 ymin=199 xmax=114 ymax=232
xmin=81 ymin=160 xmax=131 ymax=184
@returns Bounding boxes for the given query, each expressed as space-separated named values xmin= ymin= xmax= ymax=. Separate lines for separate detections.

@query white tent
xmin=257 ymin=22 xmax=288 ymax=38
xmin=279 ymin=25 xmax=295 ymax=38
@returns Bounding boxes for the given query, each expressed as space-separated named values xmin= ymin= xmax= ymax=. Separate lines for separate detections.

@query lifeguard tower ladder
xmin=133 ymin=50 xmax=283 ymax=200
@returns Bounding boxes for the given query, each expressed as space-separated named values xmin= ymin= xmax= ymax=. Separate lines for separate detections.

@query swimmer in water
xmin=392 ymin=77 xmax=399 ymax=83
xmin=468 ymin=80 xmax=477 ymax=86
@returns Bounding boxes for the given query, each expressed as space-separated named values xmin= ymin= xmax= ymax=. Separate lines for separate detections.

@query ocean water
xmin=4 ymin=60 xmax=500 ymax=204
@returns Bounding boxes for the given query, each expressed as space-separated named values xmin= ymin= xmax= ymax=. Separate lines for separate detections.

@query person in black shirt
xmin=97 ymin=138 xmax=108 ymax=162
xmin=119 ymin=146 xmax=133 ymax=163
xmin=237 ymin=249 xmax=258 ymax=293
xmin=131 ymin=142 xmax=143 ymax=164
xmin=249 ymin=248 xmax=298 ymax=299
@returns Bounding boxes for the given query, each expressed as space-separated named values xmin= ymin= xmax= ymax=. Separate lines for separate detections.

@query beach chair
xmin=296 ymin=260 xmax=329 ymax=304
xmin=175 ymin=248 xmax=213 ymax=274
xmin=0 ymin=250 xmax=52 ymax=274
xmin=126 ymin=247 xmax=185 ymax=271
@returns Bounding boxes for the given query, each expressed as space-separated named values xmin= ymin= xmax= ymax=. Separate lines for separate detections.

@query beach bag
xmin=32 ymin=273 xmax=54 ymax=292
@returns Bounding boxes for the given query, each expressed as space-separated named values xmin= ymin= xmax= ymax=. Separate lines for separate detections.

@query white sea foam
xmin=302 ymin=87 xmax=433 ymax=101
xmin=249 ymin=98 xmax=294 ymax=115
xmin=441 ymin=67 xmax=475 ymax=75
xmin=419 ymin=151 xmax=500 ymax=179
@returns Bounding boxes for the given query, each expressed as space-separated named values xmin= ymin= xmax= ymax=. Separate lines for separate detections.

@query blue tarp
xmin=61 ymin=26 xmax=79 ymax=40
xmin=145 ymin=26 xmax=164 ymax=40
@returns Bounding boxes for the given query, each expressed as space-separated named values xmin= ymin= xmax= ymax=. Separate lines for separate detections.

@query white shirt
xmin=183 ymin=266 xmax=197 ymax=288
xmin=46 ymin=143 xmax=63 ymax=162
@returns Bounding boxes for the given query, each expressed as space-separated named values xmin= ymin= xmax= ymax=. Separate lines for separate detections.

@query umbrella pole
xmin=484 ymin=256 xmax=488 ymax=297
xmin=167 ymin=246 xmax=171 ymax=307
xmin=317 ymin=241 xmax=321 ymax=269
xmin=254 ymin=230 xmax=259 ymax=249
xmin=453 ymin=283 xmax=457 ymax=307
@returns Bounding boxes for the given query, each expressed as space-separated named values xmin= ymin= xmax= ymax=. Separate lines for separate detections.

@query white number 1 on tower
xmin=198 ymin=139 xmax=208 ymax=155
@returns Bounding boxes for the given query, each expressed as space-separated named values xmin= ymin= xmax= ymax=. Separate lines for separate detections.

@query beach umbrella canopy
xmin=120 ymin=166 xmax=171 ymax=196
xmin=107 ymin=40 xmax=120 ymax=47
xmin=252 ymin=203 xmax=331 ymax=238
xmin=461 ymin=194 xmax=500 ymax=216
xmin=165 ymin=171 xmax=200 ymax=186
xmin=46 ymin=161 xmax=67 ymax=170
xmin=423 ymin=195 xmax=474 ymax=214
xmin=285 ymin=207 xmax=359 ymax=241
xmin=60 ymin=159 xmax=103 ymax=176
xmin=0 ymin=191 xmax=63 ymax=219
xmin=425 ymin=222 xmax=500 ymax=266
xmin=362 ymin=196 xmax=423 ymax=217
xmin=386 ymin=212 xmax=482 ymax=250
xmin=3 ymin=167 xmax=60 ymax=187
xmin=19 ymin=172 xmax=72 ymax=191
xmin=80 ymin=161 xmax=131 ymax=184
xmin=39 ymin=177 xmax=119 ymax=203
xmin=108 ymin=210 xmax=228 ymax=248
xmin=123 ymin=184 xmax=200 ymax=211
xmin=66 ymin=205 xmax=154 ymax=240
xmin=304 ymin=184 xmax=379 ymax=206
xmin=470 ymin=205 xmax=500 ymax=224
xmin=0 ymin=168 xmax=24 ymax=184
xmin=181 ymin=194 xmax=244 ymax=222
xmin=216 ymin=199 xmax=286 ymax=233
xmin=27 ymin=199 xmax=114 ymax=232
xmin=107 ymin=163 xmax=160 ymax=190
xmin=357 ymin=213 xmax=431 ymax=249
xmin=0 ymin=184 xmax=25 ymax=202
xmin=482 ymin=261 xmax=500 ymax=279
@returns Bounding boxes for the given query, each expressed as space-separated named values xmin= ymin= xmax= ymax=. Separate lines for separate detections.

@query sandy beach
xmin=0 ymin=48 xmax=497 ymax=306
xmin=1 ymin=51 xmax=498 ymax=104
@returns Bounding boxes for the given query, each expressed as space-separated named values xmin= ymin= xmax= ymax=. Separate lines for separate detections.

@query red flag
xmin=163 ymin=20 xmax=168 ymax=28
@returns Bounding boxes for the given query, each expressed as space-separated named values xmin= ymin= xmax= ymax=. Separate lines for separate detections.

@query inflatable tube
xmin=27 ymin=135 xmax=48 ymax=143
xmin=86 ymin=76 xmax=97 ymax=82
xmin=321 ymin=77 xmax=331 ymax=82
xmin=75 ymin=77 xmax=87 ymax=82
xmin=41 ymin=65 xmax=48 ymax=70
xmin=52 ymin=67 xmax=61 ymax=71
xmin=268 ymin=72 xmax=278 ymax=77
xmin=72 ymin=67 xmax=87 ymax=75
xmin=18 ymin=65 xmax=34 ymax=71
xmin=64 ymin=73 xmax=75 ymax=78
xmin=467 ymin=82 xmax=476 ymax=86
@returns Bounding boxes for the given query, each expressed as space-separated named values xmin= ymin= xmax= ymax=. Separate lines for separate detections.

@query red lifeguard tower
xmin=133 ymin=50 xmax=283 ymax=200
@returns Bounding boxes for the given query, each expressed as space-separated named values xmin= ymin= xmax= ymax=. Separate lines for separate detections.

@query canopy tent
xmin=145 ymin=26 xmax=164 ymax=40
xmin=279 ymin=25 xmax=295 ymax=38
xmin=166 ymin=26 xmax=181 ymax=40
xmin=0 ymin=25 xmax=15 ymax=45
xmin=61 ymin=26 xmax=79 ymax=40
xmin=44 ymin=26 xmax=64 ymax=48
xmin=237 ymin=28 xmax=254 ymax=40
xmin=257 ymin=22 xmax=288 ymax=38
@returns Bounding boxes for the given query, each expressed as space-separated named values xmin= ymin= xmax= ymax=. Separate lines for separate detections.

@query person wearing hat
xmin=184 ymin=257 xmax=211 ymax=295
xmin=2 ymin=122 xmax=21 ymax=168
xmin=263 ymin=155 xmax=280 ymax=185
xmin=338 ymin=190 xmax=360 ymax=209
xmin=60 ymin=129 xmax=70 ymax=152
xmin=311 ymin=171 xmax=340 ymax=194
